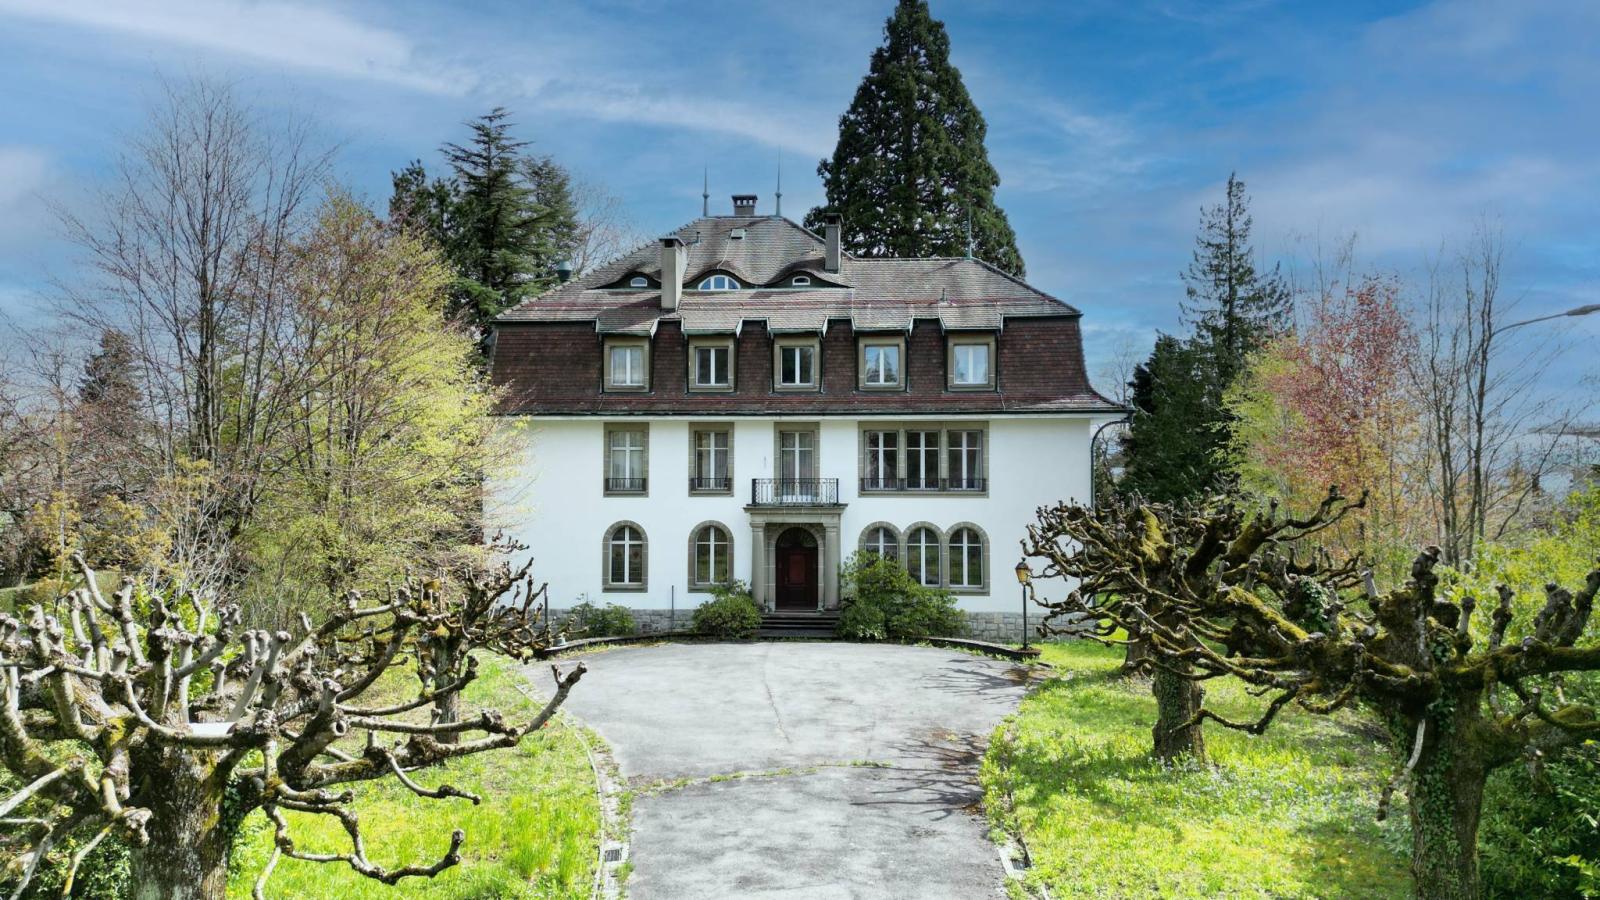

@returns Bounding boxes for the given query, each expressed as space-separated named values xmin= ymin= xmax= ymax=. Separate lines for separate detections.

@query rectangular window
xmin=952 ymin=343 xmax=991 ymax=386
xmin=691 ymin=341 xmax=732 ymax=389
xmin=863 ymin=430 xmax=899 ymax=490
xmin=606 ymin=341 xmax=648 ymax=390
xmin=863 ymin=343 xmax=901 ymax=387
xmin=691 ymin=428 xmax=731 ymax=491
xmin=906 ymin=430 xmax=940 ymax=489
xmin=781 ymin=344 xmax=815 ymax=387
xmin=947 ymin=430 xmax=983 ymax=490
xmin=605 ymin=427 xmax=647 ymax=492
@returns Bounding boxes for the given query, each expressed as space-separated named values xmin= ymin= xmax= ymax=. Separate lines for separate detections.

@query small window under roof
xmin=629 ymin=276 xmax=648 ymax=288
xmin=792 ymin=275 xmax=811 ymax=286
xmin=698 ymin=274 xmax=738 ymax=291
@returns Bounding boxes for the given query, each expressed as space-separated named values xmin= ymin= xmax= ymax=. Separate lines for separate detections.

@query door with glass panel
xmin=777 ymin=429 xmax=817 ymax=502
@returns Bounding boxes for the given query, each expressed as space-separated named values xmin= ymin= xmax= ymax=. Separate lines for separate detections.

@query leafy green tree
xmin=242 ymin=193 xmax=503 ymax=620
xmin=1120 ymin=334 xmax=1226 ymax=503
xmin=1182 ymin=173 xmax=1291 ymax=387
xmin=390 ymin=108 xmax=579 ymax=337
xmin=805 ymin=0 xmax=1024 ymax=275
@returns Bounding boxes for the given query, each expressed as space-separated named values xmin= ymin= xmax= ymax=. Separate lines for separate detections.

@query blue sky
xmin=0 ymin=0 xmax=1596 ymax=400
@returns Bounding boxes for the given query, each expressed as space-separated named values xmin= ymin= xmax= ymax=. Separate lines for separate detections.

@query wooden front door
xmin=774 ymin=527 xmax=818 ymax=610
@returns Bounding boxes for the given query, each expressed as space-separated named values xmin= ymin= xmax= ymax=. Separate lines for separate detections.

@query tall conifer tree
xmin=1120 ymin=175 xmax=1287 ymax=503
xmin=806 ymin=0 xmax=1024 ymax=275
xmin=1181 ymin=173 xmax=1291 ymax=388
xmin=389 ymin=108 xmax=578 ymax=339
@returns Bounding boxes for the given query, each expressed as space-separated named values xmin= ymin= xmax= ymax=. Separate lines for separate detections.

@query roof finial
xmin=702 ymin=167 xmax=709 ymax=217
xmin=775 ymin=158 xmax=783 ymax=217
xmin=965 ymin=207 xmax=974 ymax=260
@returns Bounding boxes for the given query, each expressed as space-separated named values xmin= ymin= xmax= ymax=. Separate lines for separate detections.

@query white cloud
xmin=0 ymin=0 xmax=469 ymax=94
xmin=527 ymin=78 xmax=837 ymax=159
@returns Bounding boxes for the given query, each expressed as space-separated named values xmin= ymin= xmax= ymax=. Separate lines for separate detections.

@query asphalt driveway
xmin=526 ymin=641 xmax=1031 ymax=899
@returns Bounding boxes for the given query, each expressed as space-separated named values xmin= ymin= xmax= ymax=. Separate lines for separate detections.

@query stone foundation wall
xmin=959 ymin=611 xmax=1034 ymax=643
xmin=545 ymin=607 xmax=688 ymax=636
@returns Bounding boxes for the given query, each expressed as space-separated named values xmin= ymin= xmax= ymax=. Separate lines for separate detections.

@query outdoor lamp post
xmin=1014 ymin=560 xmax=1032 ymax=650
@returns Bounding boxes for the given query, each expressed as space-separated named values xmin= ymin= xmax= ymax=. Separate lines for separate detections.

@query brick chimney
xmin=660 ymin=236 xmax=685 ymax=310
xmin=732 ymin=194 xmax=757 ymax=216
xmin=823 ymin=213 xmax=842 ymax=273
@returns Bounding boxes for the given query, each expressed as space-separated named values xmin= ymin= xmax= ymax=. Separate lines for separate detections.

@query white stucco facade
xmin=485 ymin=413 xmax=1101 ymax=613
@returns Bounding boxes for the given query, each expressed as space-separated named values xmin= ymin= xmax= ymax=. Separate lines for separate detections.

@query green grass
xmin=982 ymin=642 xmax=1411 ymax=899
xmin=228 ymin=656 xmax=600 ymax=899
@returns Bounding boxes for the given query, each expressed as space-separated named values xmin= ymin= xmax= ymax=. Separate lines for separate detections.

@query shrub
xmin=691 ymin=581 xmax=762 ymax=638
xmin=562 ymin=601 xmax=636 ymax=638
xmin=1478 ymin=704 xmax=1600 ymax=898
xmin=836 ymin=552 xmax=963 ymax=641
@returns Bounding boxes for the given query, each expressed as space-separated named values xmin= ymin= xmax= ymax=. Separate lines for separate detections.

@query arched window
xmin=791 ymin=275 xmax=811 ymax=286
xmin=691 ymin=522 xmax=732 ymax=587
xmin=697 ymin=274 xmax=738 ymax=291
xmin=628 ymin=276 xmax=648 ymax=288
xmin=948 ymin=526 xmax=985 ymax=590
xmin=860 ymin=524 xmax=899 ymax=561
xmin=604 ymin=523 xmax=646 ymax=589
xmin=906 ymin=526 xmax=941 ymax=586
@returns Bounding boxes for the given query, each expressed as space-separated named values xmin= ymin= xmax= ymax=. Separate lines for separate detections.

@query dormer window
xmin=791 ymin=276 xmax=811 ymax=286
xmin=629 ymin=276 xmax=648 ymax=288
xmin=697 ymin=274 xmax=738 ymax=291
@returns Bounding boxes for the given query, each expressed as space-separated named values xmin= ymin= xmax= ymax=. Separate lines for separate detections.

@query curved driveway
xmin=527 ymin=641 xmax=1031 ymax=899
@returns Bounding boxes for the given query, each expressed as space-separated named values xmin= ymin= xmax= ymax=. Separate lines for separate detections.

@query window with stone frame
xmin=862 ymin=430 xmax=899 ymax=490
xmin=690 ymin=427 xmax=732 ymax=492
xmin=860 ymin=524 xmax=900 ymax=561
xmin=604 ymin=426 xmax=648 ymax=494
xmin=691 ymin=523 xmax=732 ymax=587
xmin=604 ymin=522 xmax=646 ymax=590
xmin=775 ymin=338 xmax=819 ymax=389
xmin=906 ymin=526 xmax=942 ymax=586
xmin=689 ymin=338 xmax=734 ymax=391
xmin=947 ymin=526 xmax=986 ymax=591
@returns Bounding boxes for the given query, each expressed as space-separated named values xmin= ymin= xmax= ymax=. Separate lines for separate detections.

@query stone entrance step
xmin=758 ymin=610 xmax=841 ymax=639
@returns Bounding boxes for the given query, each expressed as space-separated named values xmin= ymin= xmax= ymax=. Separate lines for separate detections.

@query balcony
xmin=750 ymin=478 xmax=840 ymax=506
xmin=604 ymin=476 xmax=647 ymax=493
xmin=689 ymin=475 xmax=732 ymax=493
xmin=858 ymin=476 xmax=987 ymax=493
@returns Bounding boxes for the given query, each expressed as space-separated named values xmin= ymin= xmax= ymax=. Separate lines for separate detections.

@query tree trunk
xmin=128 ymin=750 xmax=234 ymax=900
xmin=1151 ymin=663 xmax=1206 ymax=762
xmin=1405 ymin=714 xmax=1488 ymax=900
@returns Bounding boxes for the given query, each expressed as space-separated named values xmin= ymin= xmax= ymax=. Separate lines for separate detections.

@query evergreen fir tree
xmin=1181 ymin=172 xmax=1291 ymax=388
xmin=1119 ymin=335 xmax=1228 ymax=503
xmin=78 ymin=329 xmax=140 ymax=408
xmin=805 ymin=0 xmax=1025 ymax=275
xmin=388 ymin=109 xmax=579 ymax=338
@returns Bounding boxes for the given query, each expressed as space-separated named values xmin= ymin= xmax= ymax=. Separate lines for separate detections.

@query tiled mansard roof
xmin=495 ymin=215 xmax=1080 ymax=336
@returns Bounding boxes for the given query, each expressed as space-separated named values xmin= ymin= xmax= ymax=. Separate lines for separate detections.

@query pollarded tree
xmin=0 ymin=555 xmax=582 ymax=900
xmin=1024 ymin=487 xmax=1366 ymax=761
xmin=805 ymin=0 xmax=1024 ymax=275
xmin=1025 ymin=492 xmax=1600 ymax=900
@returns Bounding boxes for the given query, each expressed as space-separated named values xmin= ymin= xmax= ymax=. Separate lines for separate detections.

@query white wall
xmin=485 ymin=415 xmax=1097 ymax=613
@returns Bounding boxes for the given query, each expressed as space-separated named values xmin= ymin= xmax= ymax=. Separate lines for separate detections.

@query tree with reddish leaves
xmin=1229 ymin=275 xmax=1427 ymax=583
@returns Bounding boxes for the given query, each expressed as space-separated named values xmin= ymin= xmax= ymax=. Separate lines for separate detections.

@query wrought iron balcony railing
xmin=689 ymin=475 xmax=732 ymax=492
xmin=604 ymin=476 xmax=647 ymax=493
xmin=750 ymin=478 xmax=840 ymax=506
xmin=858 ymin=476 xmax=986 ymax=493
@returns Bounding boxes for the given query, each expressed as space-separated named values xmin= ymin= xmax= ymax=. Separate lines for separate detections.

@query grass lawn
xmin=228 ymin=655 xmax=601 ymax=899
xmin=982 ymin=641 xmax=1411 ymax=899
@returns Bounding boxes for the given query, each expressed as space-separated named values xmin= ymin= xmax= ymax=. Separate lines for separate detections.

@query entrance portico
xmin=745 ymin=502 xmax=843 ymax=612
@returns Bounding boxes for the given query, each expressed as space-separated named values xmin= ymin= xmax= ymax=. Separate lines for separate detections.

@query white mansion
xmin=486 ymin=195 xmax=1120 ymax=625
